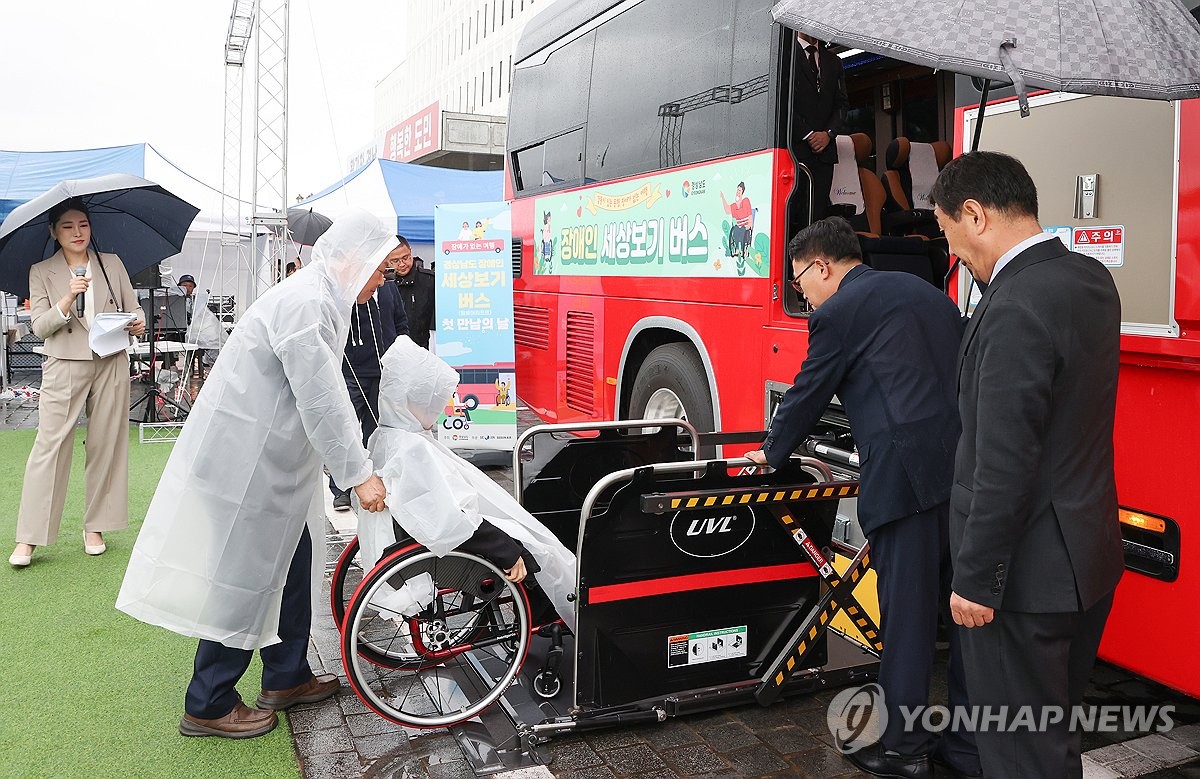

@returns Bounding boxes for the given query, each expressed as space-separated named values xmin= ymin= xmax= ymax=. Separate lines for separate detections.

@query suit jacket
xmin=763 ymin=265 xmax=964 ymax=534
xmin=28 ymin=250 xmax=142 ymax=360
xmin=952 ymin=238 xmax=1124 ymax=612
xmin=792 ymin=46 xmax=849 ymax=165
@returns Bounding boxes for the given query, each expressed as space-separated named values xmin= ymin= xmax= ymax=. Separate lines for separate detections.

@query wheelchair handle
xmin=513 ymin=418 xmax=700 ymax=502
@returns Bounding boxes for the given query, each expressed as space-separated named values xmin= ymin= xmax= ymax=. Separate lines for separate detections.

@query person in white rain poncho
xmin=357 ymin=336 xmax=577 ymax=633
xmin=116 ymin=209 xmax=393 ymax=740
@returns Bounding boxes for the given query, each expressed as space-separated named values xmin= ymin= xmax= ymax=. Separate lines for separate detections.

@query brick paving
xmin=3 ymin=369 xmax=1198 ymax=778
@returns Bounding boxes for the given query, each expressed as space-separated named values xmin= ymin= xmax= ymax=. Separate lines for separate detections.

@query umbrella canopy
xmin=0 ymin=173 xmax=199 ymax=300
xmin=772 ymin=0 xmax=1200 ymax=111
xmin=287 ymin=207 xmax=333 ymax=246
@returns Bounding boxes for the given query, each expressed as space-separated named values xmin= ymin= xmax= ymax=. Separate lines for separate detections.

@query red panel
xmin=587 ymin=563 xmax=818 ymax=604
xmin=1102 ymin=362 xmax=1200 ymax=697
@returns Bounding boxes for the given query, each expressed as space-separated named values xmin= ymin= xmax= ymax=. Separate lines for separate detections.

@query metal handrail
xmin=512 ymin=417 xmax=700 ymax=502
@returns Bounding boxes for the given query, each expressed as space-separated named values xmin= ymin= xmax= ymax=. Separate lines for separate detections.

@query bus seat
xmin=826 ymin=133 xmax=885 ymax=237
xmin=881 ymin=138 xmax=947 ymax=238
xmin=859 ymin=234 xmax=936 ymax=285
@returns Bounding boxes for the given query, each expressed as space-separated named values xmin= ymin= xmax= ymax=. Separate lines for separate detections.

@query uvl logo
xmin=669 ymin=505 xmax=756 ymax=558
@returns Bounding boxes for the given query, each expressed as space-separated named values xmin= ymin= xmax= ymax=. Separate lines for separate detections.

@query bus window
xmin=542 ymin=128 xmax=584 ymax=185
xmin=586 ymin=0 xmax=734 ymax=183
xmin=727 ymin=0 xmax=773 ymax=158
xmin=508 ymin=30 xmax=595 ymax=193
xmin=900 ymin=74 xmax=940 ymax=143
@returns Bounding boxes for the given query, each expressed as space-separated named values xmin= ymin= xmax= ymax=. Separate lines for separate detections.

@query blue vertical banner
xmin=432 ymin=202 xmax=517 ymax=451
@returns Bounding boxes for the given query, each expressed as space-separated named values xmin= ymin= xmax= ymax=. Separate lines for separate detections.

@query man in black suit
xmin=930 ymin=151 xmax=1124 ymax=778
xmin=747 ymin=217 xmax=978 ymax=779
xmin=792 ymin=33 xmax=848 ymax=222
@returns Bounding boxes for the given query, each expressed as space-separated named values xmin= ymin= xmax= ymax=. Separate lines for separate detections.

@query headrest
xmin=885 ymin=137 xmax=911 ymax=170
xmin=930 ymin=140 xmax=952 ymax=169
xmin=850 ymin=133 xmax=873 ymax=162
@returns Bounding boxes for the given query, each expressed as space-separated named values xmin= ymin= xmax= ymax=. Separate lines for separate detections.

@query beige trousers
xmin=16 ymin=354 xmax=132 ymax=546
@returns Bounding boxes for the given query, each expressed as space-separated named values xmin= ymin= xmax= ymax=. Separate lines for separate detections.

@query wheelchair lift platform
xmin=442 ymin=421 xmax=882 ymax=774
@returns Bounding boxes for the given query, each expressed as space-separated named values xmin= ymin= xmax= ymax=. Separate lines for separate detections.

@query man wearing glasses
xmin=746 ymin=217 xmax=978 ymax=779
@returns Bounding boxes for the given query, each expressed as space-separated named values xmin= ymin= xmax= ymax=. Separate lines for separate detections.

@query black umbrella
xmin=287 ymin=208 xmax=334 ymax=246
xmin=0 ymin=173 xmax=200 ymax=300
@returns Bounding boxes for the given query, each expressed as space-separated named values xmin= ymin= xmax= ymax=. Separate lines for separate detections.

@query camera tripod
xmin=129 ymin=286 xmax=191 ymax=423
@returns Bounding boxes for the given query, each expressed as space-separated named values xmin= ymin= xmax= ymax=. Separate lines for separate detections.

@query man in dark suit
xmin=792 ymin=33 xmax=848 ymax=222
xmin=930 ymin=151 xmax=1124 ymax=779
xmin=747 ymin=217 xmax=978 ymax=779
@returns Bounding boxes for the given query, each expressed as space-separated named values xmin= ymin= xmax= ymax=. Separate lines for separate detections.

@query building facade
xmin=370 ymin=0 xmax=558 ymax=171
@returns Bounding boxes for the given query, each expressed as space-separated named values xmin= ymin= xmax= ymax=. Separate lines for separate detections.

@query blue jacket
xmin=763 ymin=264 xmax=963 ymax=533
xmin=343 ymin=281 xmax=409 ymax=379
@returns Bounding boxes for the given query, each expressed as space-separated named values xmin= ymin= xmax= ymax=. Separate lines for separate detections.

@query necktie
xmin=808 ymin=47 xmax=821 ymax=92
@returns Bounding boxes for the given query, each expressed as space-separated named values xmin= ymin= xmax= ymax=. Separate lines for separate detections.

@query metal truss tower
xmin=221 ymin=1 xmax=254 ymax=322
xmin=250 ymin=0 xmax=290 ymax=297
xmin=223 ymin=0 xmax=289 ymax=313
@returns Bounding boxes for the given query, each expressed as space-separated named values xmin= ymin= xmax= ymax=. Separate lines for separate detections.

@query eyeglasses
xmin=789 ymin=260 xmax=818 ymax=293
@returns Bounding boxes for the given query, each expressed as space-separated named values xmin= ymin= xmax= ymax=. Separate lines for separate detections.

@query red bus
xmin=507 ymin=0 xmax=1200 ymax=697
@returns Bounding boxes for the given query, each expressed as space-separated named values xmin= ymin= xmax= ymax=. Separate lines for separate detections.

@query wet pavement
xmin=4 ymin=366 xmax=1198 ymax=779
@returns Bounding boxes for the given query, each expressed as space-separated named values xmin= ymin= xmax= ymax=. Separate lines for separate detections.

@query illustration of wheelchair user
xmin=495 ymin=374 xmax=515 ymax=408
xmin=540 ymin=212 xmax=554 ymax=273
xmin=720 ymin=182 xmax=756 ymax=260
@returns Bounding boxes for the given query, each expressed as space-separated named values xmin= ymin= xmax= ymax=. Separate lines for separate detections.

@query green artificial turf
xmin=0 ymin=428 xmax=300 ymax=779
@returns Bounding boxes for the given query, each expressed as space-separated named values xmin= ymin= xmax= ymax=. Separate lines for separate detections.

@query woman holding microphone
xmin=9 ymin=198 xmax=145 ymax=567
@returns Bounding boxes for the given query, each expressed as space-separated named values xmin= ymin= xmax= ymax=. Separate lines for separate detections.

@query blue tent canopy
xmin=0 ymin=145 xmax=145 ymax=225
xmin=301 ymin=159 xmax=505 ymax=244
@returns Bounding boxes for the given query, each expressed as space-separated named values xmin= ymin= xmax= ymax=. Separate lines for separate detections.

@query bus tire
xmin=627 ymin=344 xmax=716 ymax=452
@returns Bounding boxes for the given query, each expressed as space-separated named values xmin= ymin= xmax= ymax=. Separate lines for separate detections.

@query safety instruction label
xmin=667 ymin=625 xmax=748 ymax=668
xmin=1072 ymin=225 xmax=1125 ymax=267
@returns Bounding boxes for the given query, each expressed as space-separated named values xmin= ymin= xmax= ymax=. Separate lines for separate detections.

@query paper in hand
xmin=89 ymin=312 xmax=138 ymax=358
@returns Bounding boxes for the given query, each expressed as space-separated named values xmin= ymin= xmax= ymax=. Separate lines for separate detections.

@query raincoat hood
xmin=379 ymin=336 xmax=460 ymax=432
xmin=308 ymin=208 xmax=396 ymax=309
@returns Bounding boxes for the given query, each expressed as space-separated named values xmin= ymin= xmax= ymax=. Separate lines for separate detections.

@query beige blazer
xmin=29 ymin=250 xmax=144 ymax=360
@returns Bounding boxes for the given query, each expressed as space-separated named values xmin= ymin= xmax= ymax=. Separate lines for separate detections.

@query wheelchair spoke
xmin=343 ymin=548 xmax=531 ymax=728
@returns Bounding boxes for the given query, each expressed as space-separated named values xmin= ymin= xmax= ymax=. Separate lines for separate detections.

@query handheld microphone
xmin=73 ymin=266 xmax=86 ymax=317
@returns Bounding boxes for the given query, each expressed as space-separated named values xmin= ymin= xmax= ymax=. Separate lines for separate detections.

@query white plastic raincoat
xmin=357 ymin=337 xmax=577 ymax=633
xmin=117 ymin=209 xmax=396 ymax=650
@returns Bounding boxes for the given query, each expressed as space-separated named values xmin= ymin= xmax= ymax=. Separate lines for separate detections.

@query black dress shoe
xmin=846 ymin=743 xmax=932 ymax=779
xmin=333 ymin=492 xmax=351 ymax=511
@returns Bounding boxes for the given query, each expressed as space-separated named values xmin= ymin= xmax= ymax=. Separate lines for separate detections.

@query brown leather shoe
xmin=179 ymin=701 xmax=277 ymax=738
xmin=256 ymin=673 xmax=340 ymax=710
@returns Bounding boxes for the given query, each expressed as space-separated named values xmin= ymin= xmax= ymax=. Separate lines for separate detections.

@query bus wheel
xmin=627 ymin=344 xmax=715 ymax=453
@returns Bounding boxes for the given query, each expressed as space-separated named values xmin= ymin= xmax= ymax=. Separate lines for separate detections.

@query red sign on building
xmin=382 ymin=102 xmax=440 ymax=163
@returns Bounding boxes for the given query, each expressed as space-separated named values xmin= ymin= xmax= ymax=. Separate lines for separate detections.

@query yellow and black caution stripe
xmin=756 ymin=529 xmax=881 ymax=706
xmin=640 ymin=481 xmax=859 ymax=514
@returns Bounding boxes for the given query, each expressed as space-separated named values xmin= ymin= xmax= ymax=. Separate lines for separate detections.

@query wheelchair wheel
xmin=342 ymin=546 xmax=531 ymax=728
xmin=330 ymin=536 xmax=363 ymax=630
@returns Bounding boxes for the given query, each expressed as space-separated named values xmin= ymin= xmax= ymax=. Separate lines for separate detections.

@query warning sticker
xmin=1072 ymin=225 xmax=1125 ymax=267
xmin=667 ymin=625 xmax=748 ymax=668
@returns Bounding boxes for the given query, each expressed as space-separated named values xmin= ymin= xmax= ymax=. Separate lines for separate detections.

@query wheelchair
xmin=332 ymin=418 xmax=879 ymax=765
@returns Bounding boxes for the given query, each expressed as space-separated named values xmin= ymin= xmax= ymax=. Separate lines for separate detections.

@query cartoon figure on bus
xmin=539 ymin=211 xmax=554 ymax=274
xmin=495 ymin=377 xmax=511 ymax=407
xmin=456 ymin=220 xmax=472 ymax=240
xmin=471 ymin=218 xmax=491 ymax=240
xmin=720 ymin=181 xmax=754 ymax=261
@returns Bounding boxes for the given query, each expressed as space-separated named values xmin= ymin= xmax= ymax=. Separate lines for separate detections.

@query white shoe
xmin=9 ymin=545 xmax=33 ymax=567
xmin=84 ymin=534 xmax=106 ymax=556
